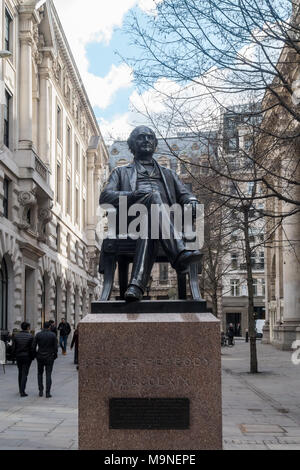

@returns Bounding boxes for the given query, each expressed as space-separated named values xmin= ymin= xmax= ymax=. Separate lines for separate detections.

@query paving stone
xmin=239 ymin=424 xmax=286 ymax=434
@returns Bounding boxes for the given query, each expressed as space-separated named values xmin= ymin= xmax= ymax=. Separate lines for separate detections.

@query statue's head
xmin=127 ymin=126 xmax=158 ymax=158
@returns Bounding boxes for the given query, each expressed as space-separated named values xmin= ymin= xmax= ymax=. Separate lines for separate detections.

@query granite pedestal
xmin=79 ymin=301 xmax=222 ymax=450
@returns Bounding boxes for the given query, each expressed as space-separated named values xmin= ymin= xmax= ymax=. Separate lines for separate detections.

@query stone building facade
xmin=262 ymin=5 xmax=300 ymax=349
xmin=0 ymin=0 xmax=108 ymax=334
xmin=218 ymin=107 xmax=266 ymax=336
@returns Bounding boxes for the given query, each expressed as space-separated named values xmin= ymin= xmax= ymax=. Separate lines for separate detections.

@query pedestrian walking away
xmin=227 ymin=323 xmax=235 ymax=347
xmin=58 ymin=318 xmax=71 ymax=355
xmin=70 ymin=327 xmax=79 ymax=366
xmin=12 ymin=322 xmax=34 ymax=397
xmin=32 ymin=322 xmax=58 ymax=398
xmin=49 ymin=320 xmax=58 ymax=337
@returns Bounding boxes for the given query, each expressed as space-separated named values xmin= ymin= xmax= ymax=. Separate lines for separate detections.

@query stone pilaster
xmin=38 ymin=52 xmax=52 ymax=165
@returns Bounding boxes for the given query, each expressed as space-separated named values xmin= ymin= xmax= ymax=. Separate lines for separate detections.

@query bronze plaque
xmin=109 ymin=398 xmax=190 ymax=430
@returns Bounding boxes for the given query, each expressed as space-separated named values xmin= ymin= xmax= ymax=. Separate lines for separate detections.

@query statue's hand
xmin=129 ymin=190 xmax=149 ymax=204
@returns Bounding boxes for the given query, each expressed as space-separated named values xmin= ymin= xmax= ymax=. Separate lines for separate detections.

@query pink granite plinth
xmin=78 ymin=312 xmax=222 ymax=450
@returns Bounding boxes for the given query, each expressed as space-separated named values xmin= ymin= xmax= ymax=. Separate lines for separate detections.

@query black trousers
xmin=37 ymin=358 xmax=54 ymax=394
xmin=129 ymin=191 xmax=186 ymax=291
xmin=16 ymin=357 xmax=32 ymax=394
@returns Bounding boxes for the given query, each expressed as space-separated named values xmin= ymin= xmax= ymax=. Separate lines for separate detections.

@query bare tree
xmin=122 ymin=1 xmax=300 ymax=372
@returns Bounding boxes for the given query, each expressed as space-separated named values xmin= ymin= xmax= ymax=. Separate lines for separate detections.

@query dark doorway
xmin=226 ymin=313 xmax=242 ymax=336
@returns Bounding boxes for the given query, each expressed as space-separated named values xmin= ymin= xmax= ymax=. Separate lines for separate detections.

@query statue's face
xmin=133 ymin=127 xmax=157 ymax=158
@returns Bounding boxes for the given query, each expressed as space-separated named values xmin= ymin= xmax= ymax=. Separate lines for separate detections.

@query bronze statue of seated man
xmin=100 ymin=126 xmax=202 ymax=301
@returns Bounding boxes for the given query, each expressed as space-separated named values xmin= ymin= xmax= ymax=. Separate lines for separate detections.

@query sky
xmin=49 ymin=0 xmax=283 ymax=144
xmin=51 ymin=0 xmax=164 ymax=143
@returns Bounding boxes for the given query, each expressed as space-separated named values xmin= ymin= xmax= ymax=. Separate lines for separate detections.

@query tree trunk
xmin=212 ymin=289 xmax=219 ymax=318
xmin=243 ymin=209 xmax=258 ymax=374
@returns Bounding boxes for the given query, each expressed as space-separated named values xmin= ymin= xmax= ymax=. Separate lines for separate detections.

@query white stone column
xmin=87 ymin=153 xmax=95 ymax=227
xmin=19 ymin=35 xmax=33 ymax=147
xmin=279 ymin=162 xmax=300 ymax=349
xmin=39 ymin=67 xmax=50 ymax=164
xmin=282 ymin=210 xmax=300 ymax=322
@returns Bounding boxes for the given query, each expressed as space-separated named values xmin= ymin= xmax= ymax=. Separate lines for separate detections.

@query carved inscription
xmin=81 ymin=356 xmax=210 ymax=392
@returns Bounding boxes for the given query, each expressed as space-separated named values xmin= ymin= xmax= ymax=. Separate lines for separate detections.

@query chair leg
xmin=177 ymin=272 xmax=187 ymax=299
xmin=100 ymin=255 xmax=117 ymax=301
xmin=189 ymin=263 xmax=202 ymax=300
xmin=119 ymin=259 xmax=129 ymax=300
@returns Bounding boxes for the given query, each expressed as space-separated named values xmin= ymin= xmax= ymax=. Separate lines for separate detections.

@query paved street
xmin=0 ymin=340 xmax=299 ymax=450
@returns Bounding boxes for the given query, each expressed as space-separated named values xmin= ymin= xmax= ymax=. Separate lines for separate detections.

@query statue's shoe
xmin=124 ymin=285 xmax=144 ymax=302
xmin=174 ymin=250 xmax=203 ymax=273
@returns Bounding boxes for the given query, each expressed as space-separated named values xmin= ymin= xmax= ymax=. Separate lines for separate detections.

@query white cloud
xmin=99 ymin=65 xmax=261 ymax=143
xmin=86 ymin=63 xmax=133 ymax=110
xmin=51 ymin=0 xmax=163 ymax=111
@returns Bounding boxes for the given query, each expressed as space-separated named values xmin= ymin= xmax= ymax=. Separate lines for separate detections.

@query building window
xmin=66 ymin=233 xmax=71 ymax=259
xmin=4 ymin=91 xmax=11 ymax=149
xmin=0 ymin=259 xmax=8 ymax=331
xmin=82 ymin=153 xmax=86 ymax=183
xmin=5 ymin=9 xmax=12 ymax=53
xmin=159 ymin=264 xmax=169 ymax=283
xmin=56 ymin=163 xmax=61 ymax=203
xmin=248 ymin=182 xmax=255 ymax=195
xmin=75 ymin=241 xmax=79 ymax=264
xmin=82 ymin=198 xmax=86 ymax=229
xmin=261 ymin=279 xmax=265 ymax=297
xmin=259 ymin=251 xmax=265 ymax=269
xmin=56 ymin=224 xmax=61 ymax=253
xmin=75 ymin=141 xmax=79 ymax=172
xmin=66 ymin=177 xmax=71 ymax=216
xmin=230 ymin=279 xmax=240 ymax=297
xmin=231 ymin=253 xmax=238 ymax=269
xmin=66 ymin=125 xmax=71 ymax=158
xmin=253 ymin=278 xmax=258 ymax=296
xmin=250 ymin=251 xmax=256 ymax=267
xmin=57 ymin=105 xmax=62 ymax=142
xmin=3 ymin=178 xmax=10 ymax=219
xmin=75 ymin=188 xmax=79 ymax=225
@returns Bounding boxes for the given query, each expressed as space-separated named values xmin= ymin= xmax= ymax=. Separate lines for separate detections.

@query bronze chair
xmin=99 ymin=237 xmax=202 ymax=301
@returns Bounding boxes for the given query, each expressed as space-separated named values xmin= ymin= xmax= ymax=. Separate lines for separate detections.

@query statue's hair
xmin=127 ymin=126 xmax=158 ymax=155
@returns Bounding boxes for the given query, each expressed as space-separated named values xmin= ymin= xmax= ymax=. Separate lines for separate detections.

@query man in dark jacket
xmin=227 ymin=323 xmax=235 ymax=346
xmin=32 ymin=322 xmax=58 ymax=398
xmin=57 ymin=318 xmax=71 ymax=355
xmin=13 ymin=322 xmax=33 ymax=397
xmin=49 ymin=320 xmax=57 ymax=337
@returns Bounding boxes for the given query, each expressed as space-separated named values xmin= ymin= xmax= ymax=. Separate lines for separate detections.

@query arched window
xmin=0 ymin=259 xmax=8 ymax=331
